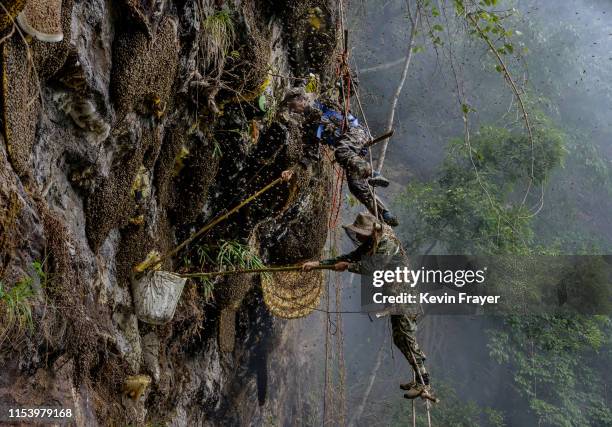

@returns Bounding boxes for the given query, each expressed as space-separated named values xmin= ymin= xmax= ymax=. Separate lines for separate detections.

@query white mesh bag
xmin=132 ymin=271 xmax=186 ymax=324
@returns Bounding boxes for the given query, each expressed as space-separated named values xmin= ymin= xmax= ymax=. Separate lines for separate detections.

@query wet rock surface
xmin=0 ymin=0 xmax=338 ymax=425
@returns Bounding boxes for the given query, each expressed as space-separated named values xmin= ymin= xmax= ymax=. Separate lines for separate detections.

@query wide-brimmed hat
xmin=342 ymin=212 xmax=380 ymax=238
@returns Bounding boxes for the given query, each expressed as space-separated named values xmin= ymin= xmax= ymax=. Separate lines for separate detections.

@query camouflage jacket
xmin=299 ymin=102 xmax=368 ymax=171
xmin=322 ymin=228 xmax=421 ymax=317
xmin=321 ymin=227 xmax=404 ymax=275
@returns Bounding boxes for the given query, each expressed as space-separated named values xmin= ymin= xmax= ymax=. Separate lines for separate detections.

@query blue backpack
xmin=315 ymin=102 xmax=368 ymax=155
xmin=315 ymin=102 xmax=359 ymax=141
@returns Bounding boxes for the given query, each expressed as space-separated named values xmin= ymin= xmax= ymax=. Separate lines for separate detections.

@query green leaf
xmin=257 ymin=95 xmax=267 ymax=112
xmin=454 ymin=0 xmax=465 ymax=16
xmin=480 ymin=11 xmax=491 ymax=21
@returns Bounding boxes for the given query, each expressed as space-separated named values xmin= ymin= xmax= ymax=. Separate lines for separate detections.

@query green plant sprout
xmin=195 ymin=240 xmax=268 ymax=302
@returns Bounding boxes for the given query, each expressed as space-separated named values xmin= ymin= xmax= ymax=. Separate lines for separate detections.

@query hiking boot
xmin=368 ymin=175 xmax=390 ymax=188
xmin=401 ymin=373 xmax=438 ymax=403
xmin=401 ymin=373 xmax=430 ymax=394
xmin=382 ymin=211 xmax=399 ymax=227
xmin=17 ymin=0 xmax=63 ymax=43
xmin=402 ymin=383 xmax=438 ymax=402
xmin=400 ymin=380 xmax=418 ymax=391
xmin=403 ymin=382 xmax=426 ymax=399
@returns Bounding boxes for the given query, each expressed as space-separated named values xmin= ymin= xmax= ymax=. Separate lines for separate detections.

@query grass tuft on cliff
xmin=201 ymin=9 xmax=235 ymax=72
xmin=0 ymin=275 xmax=35 ymax=344
xmin=0 ymin=261 xmax=47 ymax=346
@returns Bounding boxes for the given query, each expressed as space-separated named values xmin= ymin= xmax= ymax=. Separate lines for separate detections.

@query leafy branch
xmin=463 ymin=9 xmax=540 ymax=214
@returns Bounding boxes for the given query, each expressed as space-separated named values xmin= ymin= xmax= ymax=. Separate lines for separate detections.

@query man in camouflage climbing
xmin=280 ymin=90 xmax=399 ymax=227
xmin=302 ymin=212 xmax=436 ymax=402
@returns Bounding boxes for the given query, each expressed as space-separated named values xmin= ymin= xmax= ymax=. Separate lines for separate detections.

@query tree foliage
xmin=353 ymin=1 xmax=611 ymax=424
xmin=394 ymin=117 xmax=564 ymax=255
xmin=488 ymin=315 xmax=612 ymax=426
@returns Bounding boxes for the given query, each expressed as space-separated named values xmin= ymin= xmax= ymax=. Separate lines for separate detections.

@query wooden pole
xmin=134 ymin=176 xmax=284 ymax=274
xmin=351 ymin=334 xmax=387 ymax=424
xmin=363 ymin=130 xmax=395 ymax=149
xmin=178 ymin=264 xmax=336 ymax=279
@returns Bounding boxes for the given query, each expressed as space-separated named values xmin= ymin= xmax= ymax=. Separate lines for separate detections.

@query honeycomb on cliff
xmin=110 ymin=16 xmax=179 ymax=119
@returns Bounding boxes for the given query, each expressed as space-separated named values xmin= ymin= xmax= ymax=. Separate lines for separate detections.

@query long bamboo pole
xmin=351 ymin=334 xmax=387 ymax=424
xmin=178 ymin=264 xmax=335 ymax=279
xmin=362 ymin=130 xmax=395 ymax=149
xmin=134 ymin=176 xmax=284 ymax=274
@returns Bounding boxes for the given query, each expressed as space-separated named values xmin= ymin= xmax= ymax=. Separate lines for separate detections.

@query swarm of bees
xmin=0 ymin=0 xmax=27 ymax=34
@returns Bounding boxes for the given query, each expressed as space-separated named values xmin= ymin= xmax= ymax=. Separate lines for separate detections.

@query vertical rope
xmin=323 ymin=276 xmax=330 ymax=424
xmin=409 ymin=349 xmax=432 ymax=427
xmin=322 ymin=4 xmax=350 ymax=424
xmin=412 ymin=399 xmax=417 ymax=427
xmin=352 ymin=75 xmax=380 ymax=221
xmin=335 ymin=234 xmax=347 ymax=424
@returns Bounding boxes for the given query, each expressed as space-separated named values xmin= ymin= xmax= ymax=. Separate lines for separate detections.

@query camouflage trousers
xmin=334 ymin=128 xmax=388 ymax=219
xmin=391 ymin=314 xmax=428 ymax=382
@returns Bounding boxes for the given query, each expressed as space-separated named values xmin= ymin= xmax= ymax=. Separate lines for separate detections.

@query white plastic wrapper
xmin=132 ymin=271 xmax=186 ymax=325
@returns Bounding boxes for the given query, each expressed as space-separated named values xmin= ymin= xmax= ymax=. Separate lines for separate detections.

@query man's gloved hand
xmin=302 ymin=261 xmax=320 ymax=271
xmin=302 ymin=261 xmax=350 ymax=271
xmin=281 ymin=169 xmax=295 ymax=182
xmin=333 ymin=261 xmax=350 ymax=272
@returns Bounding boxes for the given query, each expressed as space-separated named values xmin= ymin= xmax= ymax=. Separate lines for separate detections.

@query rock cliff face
xmin=0 ymin=1 xmax=338 ymax=424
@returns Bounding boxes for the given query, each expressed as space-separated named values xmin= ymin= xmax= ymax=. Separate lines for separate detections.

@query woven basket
xmin=261 ymin=270 xmax=323 ymax=319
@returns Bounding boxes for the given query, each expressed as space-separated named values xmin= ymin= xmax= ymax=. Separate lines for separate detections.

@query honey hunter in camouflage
xmin=302 ymin=212 xmax=436 ymax=401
